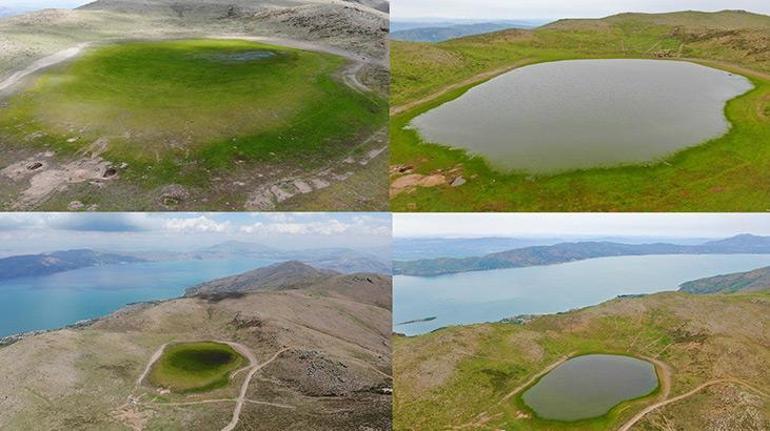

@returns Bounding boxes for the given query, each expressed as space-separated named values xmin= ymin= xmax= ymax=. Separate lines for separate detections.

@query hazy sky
xmin=0 ymin=0 xmax=90 ymax=11
xmin=0 ymin=213 xmax=391 ymax=255
xmin=394 ymin=213 xmax=770 ymax=239
xmin=392 ymin=0 xmax=770 ymax=20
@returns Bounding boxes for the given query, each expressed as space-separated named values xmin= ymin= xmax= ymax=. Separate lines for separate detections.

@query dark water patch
xmin=522 ymin=354 xmax=658 ymax=421
xmin=410 ymin=59 xmax=754 ymax=174
xmin=197 ymin=50 xmax=276 ymax=63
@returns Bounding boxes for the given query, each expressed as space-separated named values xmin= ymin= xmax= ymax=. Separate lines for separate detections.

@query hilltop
xmin=680 ymin=264 xmax=770 ymax=293
xmin=0 ymin=262 xmax=392 ymax=429
xmin=394 ymin=286 xmax=770 ymax=430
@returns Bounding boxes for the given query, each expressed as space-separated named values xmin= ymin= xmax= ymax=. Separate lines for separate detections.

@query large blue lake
xmin=0 ymin=258 xmax=274 ymax=337
xmin=394 ymin=254 xmax=770 ymax=335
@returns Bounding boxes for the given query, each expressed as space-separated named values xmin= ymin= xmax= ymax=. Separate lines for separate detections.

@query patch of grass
xmin=148 ymin=341 xmax=245 ymax=393
xmin=394 ymin=292 xmax=770 ymax=430
xmin=0 ymin=39 xmax=385 ymax=188
xmin=391 ymin=14 xmax=770 ymax=211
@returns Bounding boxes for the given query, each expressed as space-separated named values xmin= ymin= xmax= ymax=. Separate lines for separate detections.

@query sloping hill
xmin=546 ymin=10 xmax=770 ymax=31
xmin=394 ymin=290 xmax=770 ymax=430
xmin=394 ymin=235 xmax=770 ymax=276
xmin=185 ymin=261 xmax=339 ymax=296
xmin=680 ymin=265 xmax=770 ymax=293
xmin=0 ymin=249 xmax=144 ymax=281
xmin=0 ymin=261 xmax=392 ymax=430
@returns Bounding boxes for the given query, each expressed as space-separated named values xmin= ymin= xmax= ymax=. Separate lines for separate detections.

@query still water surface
xmin=0 ymin=258 xmax=274 ymax=337
xmin=410 ymin=60 xmax=754 ymax=174
xmin=522 ymin=354 xmax=658 ymax=421
xmin=394 ymin=254 xmax=770 ymax=335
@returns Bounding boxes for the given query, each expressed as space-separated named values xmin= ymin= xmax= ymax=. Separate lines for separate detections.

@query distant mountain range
xmin=680 ymin=265 xmax=770 ymax=294
xmin=0 ymin=241 xmax=390 ymax=282
xmin=390 ymin=21 xmax=543 ymax=42
xmin=0 ymin=250 xmax=144 ymax=281
xmin=395 ymin=234 xmax=770 ymax=276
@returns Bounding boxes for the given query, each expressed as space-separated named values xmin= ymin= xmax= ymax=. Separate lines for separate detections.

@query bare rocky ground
xmin=0 ymin=273 xmax=392 ymax=430
xmin=0 ymin=0 xmax=389 ymax=211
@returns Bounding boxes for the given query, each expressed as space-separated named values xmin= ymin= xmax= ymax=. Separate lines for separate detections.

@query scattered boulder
xmin=450 ymin=176 xmax=466 ymax=187
xmin=158 ymin=184 xmax=190 ymax=207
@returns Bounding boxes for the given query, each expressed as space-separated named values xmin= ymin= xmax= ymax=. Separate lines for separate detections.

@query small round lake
xmin=521 ymin=354 xmax=658 ymax=421
xmin=409 ymin=59 xmax=754 ymax=174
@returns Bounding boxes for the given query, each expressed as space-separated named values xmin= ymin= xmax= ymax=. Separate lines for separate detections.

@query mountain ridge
xmin=395 ymin=234 xmax=770 ymax=276
xmin=0 ymin=249 xmax=145 ymax=281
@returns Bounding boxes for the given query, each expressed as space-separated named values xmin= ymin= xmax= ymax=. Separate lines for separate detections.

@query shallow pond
xmin=410 ymin=59 xmax=754 ymax=174
xmin=394 ymin=254 xmax=770 ymax=335
xmin=522 ymin=354 xmax=658 ymax=421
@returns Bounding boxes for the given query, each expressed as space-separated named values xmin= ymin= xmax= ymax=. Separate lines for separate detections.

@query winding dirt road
xmin=132 ymin=340 xmax=290 ymax=431
xmin=0 ymin=43 xmax=88 ymax=93
xmin=222 ymin=347 xmax=290 ymax=431
xmin=390 ymin=58 xmax=534 ymax=116
xmin=617 ymin=378 xmax=770 ymax=431
xmin=453 ymin=353 xmax=575 ymax=430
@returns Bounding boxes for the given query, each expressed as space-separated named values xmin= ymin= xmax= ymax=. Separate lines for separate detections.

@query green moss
xmin=148 ymin=342 xmax=245 ymax=393
xmin=0 ymin=39 xmax=385 ymax=188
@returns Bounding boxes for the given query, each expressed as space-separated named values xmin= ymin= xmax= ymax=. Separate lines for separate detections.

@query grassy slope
xmin=0 ymin=39 xmax=386 ymax=188
xmin=148 ymin=341 xmax=245 ymax=393
xmin=394 ymin=291 xmax=770 ymax=430
xmin=391 ymin=11 xmax=770 ymax=211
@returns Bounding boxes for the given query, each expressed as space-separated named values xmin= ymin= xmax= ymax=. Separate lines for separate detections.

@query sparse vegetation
xmin=394 ymin=291 xmax=770 ymax=430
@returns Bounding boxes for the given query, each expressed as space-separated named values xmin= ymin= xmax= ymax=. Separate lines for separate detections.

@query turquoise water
xmin=522 ymin=354 xmax=658 ymax=421
xmin=394 ymin=254 xmax=770 ymax=335
xmin=0 ymin=258 xmax=274 ymax=337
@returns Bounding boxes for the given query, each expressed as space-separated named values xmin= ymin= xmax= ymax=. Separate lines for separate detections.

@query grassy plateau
xmin=148 ymin=341 xmax=245 ymax=393
xmin=390 ymin=11 xmax=770 ymax=211
xmin=0 ymin=38 xmax=385 ymax=190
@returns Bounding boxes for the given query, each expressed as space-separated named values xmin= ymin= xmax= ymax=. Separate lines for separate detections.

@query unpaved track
xmin=212 ymin=35 xmax=385 ymax=94
xmin=0 ymin=43 xmax=88 ymax=93
xmin=222 ymin=348 xmax=290 ymax=431
xmin=617 ymin=378 xmax=770 ymax=431
xmin=453 ymin=353 xmax=575 ymax=430
xmin=132 ymin=341 xmax=290 ymax=431
xmin=390 ymin=58 xmax=534 ymax=116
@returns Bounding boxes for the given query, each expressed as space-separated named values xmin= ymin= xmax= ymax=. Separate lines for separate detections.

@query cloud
xmin=239 ymin=216 xmax=390 ymax=237
xmin=164 ymin=216 xmax=231 ymax=233
xmin=0 ymin=213 xmax=155 ymax=232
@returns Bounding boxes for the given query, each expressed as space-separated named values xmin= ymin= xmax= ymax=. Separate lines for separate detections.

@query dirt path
xmin=211 ymin=35 xmax=385 ymax=94
xmin=222 ymin=348 xmax=290 ymax=431
xmin=617 ymin=378 xmax=770 ymax=431
xmin=0 ymin=43 xmax=88 ymax=94
xmin=390 ymin=58 xmax=534 ymax=116
xmin=453 ymin=353 xmax=574 ymax=430
xmin=642 ymin=355 xmax=672 ymax=400
xmin=134 ymin=343 xmax=169 ymax=388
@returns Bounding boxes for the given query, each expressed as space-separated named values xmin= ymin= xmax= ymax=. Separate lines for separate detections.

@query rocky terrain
xmin=0 ymin=262 xmax=392 ymax=430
